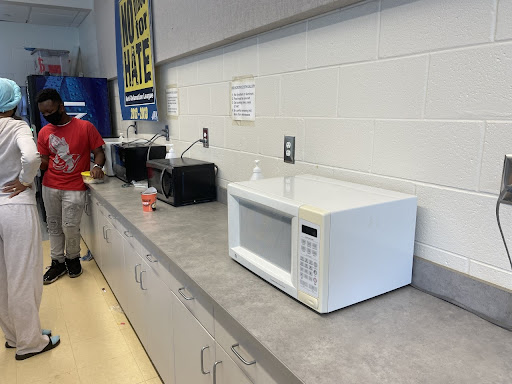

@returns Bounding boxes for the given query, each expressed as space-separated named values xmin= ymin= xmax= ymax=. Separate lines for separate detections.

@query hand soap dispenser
xmin=250 ymin=160 xmax=263 ymax=181
xmin=165 ymin=144 xmax=177 ymax=159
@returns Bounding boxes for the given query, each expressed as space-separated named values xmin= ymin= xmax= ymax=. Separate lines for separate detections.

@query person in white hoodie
xmin=0 ymin=78 xmax=60 ymax=360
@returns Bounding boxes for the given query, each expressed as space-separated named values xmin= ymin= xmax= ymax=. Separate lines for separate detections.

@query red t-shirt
xmin=37 ymin=118 xmax=105 ymax=191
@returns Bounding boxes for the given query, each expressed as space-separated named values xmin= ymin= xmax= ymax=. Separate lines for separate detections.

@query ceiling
xmin=0 ymin=1 xmax=90 ymax=27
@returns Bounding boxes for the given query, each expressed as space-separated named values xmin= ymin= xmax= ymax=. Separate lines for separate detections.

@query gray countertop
xmin=90 ymin=178 xmax=512 ymax=384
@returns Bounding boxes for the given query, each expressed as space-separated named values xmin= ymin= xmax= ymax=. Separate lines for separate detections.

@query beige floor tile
xmin=56 ymin=269 xmax=106 ymax=304
xmin=62 ymin=296 xmax=119 ymax=344
xmin=38 ymin=306 xmax=69 ymax=342
xmin=120 ymin=326 xmax=145 ymax=354
xmin=77 ymin=352 xmax=144 ymax=384
xmin=71 ymin=329 xmax=131 ymax=369
xmin=0 ymin=349 xmax=17 ymax=384
xmin=16 ymin=343 xmax=76 ymax=384
xmin=145 ymin=377 xmax=164 ymax=384
xmin=132 ymin=348 xmax=159 ymax=381
xmin=40 ymin=283 xmax=62 ymax=311
xmin=30 ymin=369 xmax=81 ymax=384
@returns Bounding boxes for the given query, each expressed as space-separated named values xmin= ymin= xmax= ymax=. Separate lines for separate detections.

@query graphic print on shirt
xmin=48 ymin=134 xmax=81 ymax=173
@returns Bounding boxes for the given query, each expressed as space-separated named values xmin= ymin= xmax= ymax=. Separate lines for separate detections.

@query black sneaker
xmin=43 ymin=260 xmax=66 ymax=285
xmin=65 ymin=257 xmax=82 ymax=278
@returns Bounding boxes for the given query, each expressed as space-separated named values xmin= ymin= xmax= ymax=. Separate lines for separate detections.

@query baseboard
xmin=411 ymin=256 xmax=512 ymax=331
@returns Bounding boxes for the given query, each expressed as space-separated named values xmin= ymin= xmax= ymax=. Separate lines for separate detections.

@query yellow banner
xmin=119 ymin=0 xmax=154 ymax=93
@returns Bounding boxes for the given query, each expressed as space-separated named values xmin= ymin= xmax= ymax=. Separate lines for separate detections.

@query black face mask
xmin=44 ymin=108 xmax=62 ymax=125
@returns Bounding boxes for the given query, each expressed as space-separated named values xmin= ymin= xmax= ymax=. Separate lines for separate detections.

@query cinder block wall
xmin=105 ymin=0 xmax=512 ymax=290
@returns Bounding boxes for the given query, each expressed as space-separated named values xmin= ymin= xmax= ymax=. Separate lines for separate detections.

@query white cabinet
xmin=213 ymin=342 xmax=253 ymax=384
xmin=80 ymin=192 xmax=94 ymax=250
xmin=88 ymin=197 xmax=281 ymax=384
xmin=173 ymin=293 xmax=215 ymax=384
xmin=122 ymin=233 xmax=149 ymax=347
xmin=143 ymin=259 xmax=175 ymax=384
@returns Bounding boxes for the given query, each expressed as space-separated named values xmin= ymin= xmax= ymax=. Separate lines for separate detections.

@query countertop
xmin=90 ymin=178 xmax=512 ymax=384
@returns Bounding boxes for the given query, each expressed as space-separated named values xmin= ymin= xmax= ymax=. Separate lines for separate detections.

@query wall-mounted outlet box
xmin=284 ymin=136 xmax=295 ymax=164
xmin=203 ymin=128 xmax=209 ymax=148
xmin=164 ymin=125 xmax=169 ymax=141
xmin=500 ymin=154 xmax=512 ymax=205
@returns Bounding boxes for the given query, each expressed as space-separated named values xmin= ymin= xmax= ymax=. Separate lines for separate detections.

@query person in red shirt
xmin=36 ymin=88 xmax=105 ymax=284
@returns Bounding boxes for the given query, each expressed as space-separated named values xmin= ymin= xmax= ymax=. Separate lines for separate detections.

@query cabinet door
xmin=143 ymin=263 xmax=175 ymax=384
xmin=105 ymin=224 xmax=124 ymax=297
xmin=122 ymin=238 xmax=148 ymax=346
xmin=173 ymin=293 xmax=214 ymax=384
xmin=213 ymin=343 xmax=253 ymax=384
xmin=90 ymin=199 xmax=103 ymax=266
xmin=80 ymin=192 xmax=92 ymax=248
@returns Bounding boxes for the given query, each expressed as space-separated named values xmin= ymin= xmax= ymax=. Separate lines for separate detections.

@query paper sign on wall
xmin=166 ymin=87 xmax=179 ymax=116
xmin=231 ymin=79 xmax=255 ymax=121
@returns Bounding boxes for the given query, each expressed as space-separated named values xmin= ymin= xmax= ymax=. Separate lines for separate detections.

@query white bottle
xmin=250 ymin=160 xmax=263 ymax=181
xmin=165 ymin=144 xmax=177 ymax=159
xmin=118 ymin=132 xmax=125 ymax=142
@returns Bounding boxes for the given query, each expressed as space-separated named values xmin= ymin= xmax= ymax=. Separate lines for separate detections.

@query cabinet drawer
xmin=118 ymin=222 xmax=142 ymax=255
xmin=168 ymin=271 xmax=215 ymax=337
xmin=215 ymin=311 xmax=280 ymax=384
xmin=139 ymin=244 xmax=169 ymax=286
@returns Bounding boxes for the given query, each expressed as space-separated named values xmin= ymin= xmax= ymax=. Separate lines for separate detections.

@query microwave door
xmin=228 ymin=187 xmax=300 ymax=298
xmin=160 ymin=168 xmax=174 ymax=199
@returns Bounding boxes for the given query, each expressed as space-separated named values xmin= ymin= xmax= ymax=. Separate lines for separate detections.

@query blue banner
xmin=115 ymin=0 xmax=158 ymax=121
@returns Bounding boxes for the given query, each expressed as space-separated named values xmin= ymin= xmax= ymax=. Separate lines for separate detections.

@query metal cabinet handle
xmin=102 ymin=225 xmax=107 ymax=239
xmin=145 ymin=254 xmax=157 ymax=263
xmin=213 ymin=361 xmax=222 ymax=384
xmin=124 ymin=230 xmax=133 ymax=238
xmin=178 ymin=287 xmax=194 ymax=300
xmin=200 ymin=346 xmax=210 ymax=374
xmin=140 ymin=270 xmax=147 ymax=290
xmin=134 ymin=264 xmax=141 ymax=283
xmin=231 ymin=343 xmax=256 ymax=365
xmin=105 ymin=228 xmax=111 ymax=243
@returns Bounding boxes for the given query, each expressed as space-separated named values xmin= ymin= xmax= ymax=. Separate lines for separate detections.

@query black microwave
xmin=146 ymin=158 xmax=216 ymax=206
xmin=112 ymin=143 xmax=166 ymax=182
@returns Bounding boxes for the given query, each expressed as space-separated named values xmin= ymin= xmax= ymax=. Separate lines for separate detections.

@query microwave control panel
xmin=299 ymin=219 xmax=320 ymax=298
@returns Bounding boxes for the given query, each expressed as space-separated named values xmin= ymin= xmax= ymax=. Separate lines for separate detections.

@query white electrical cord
xmin=496 ymin=188 xmax=512 ymax=270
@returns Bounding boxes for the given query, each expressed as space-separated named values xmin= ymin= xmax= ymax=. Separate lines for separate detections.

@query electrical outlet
xmin=500 ymin=154 xmax=512 ymax=205
xmin=203 ymin=128 xmax=209 ymax=148
xmin=164 ymin=125 xmax=169 ymax=141
xmin=284 ymin=136 xmax=295 ymax=164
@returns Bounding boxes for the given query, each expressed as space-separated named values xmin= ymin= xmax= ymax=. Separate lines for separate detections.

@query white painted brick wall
xmin=307 ymin=1 xmax=379 ymax=68
xmin=281 ymin=68 xmax=338 ymax=117
xmin=379 ymin=0 xmax=496 ymax=58
xmin=480 ymin=122 xmax=512 ymax=194
xmin=255 ymin=76 xmax=280 ymax=117
xmin=338 ymin=56 xmax=428 ymax=118
xmin=426 ymin=44 xmax=512 ymax=120
xmin=258 ymin=22 xmax=307 ymax=76
xmin=304 ymin=119 xmax=373 ymax=171
xmin=257 ymin=118 xmax=305 ymax=159
xmin=496 ymin=0 xmax=512 ymax=41
xmin=102 ymin=0 xmax=512 ymax=289
xmin=222 ymin=38 xmax=258 ymax=81
xmin=372 ymin=120 xmax=484 ymax=190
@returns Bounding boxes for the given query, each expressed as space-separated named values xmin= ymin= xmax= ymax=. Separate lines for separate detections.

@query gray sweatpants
xmin=42 ymin=186 xmax=85 ymax=263
xmin=0 ymin=204 xmax=49 ymax=354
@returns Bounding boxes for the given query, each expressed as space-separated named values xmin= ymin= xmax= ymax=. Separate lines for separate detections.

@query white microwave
xmin=227 ymin=174 xmax=417 ymax=313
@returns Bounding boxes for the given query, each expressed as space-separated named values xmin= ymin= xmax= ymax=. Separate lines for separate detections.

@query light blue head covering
xmin=0 ymin=78 xmax=21 ymax=113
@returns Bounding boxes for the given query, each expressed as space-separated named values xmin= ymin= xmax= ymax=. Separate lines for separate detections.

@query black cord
xmin=496 ymin=190 xmax=512 ymax=270
xmin=180 ymin=139 xmax=204 ymax=160
xmin=146 ymin=133 xmax=166 ymax=162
